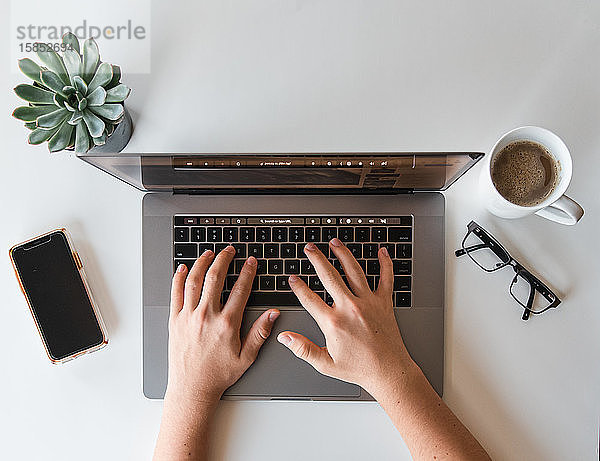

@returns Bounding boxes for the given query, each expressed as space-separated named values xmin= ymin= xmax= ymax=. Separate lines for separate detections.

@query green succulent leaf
xmin=62 ymin=32 xmax=80 ymax=54
xmin=62 ymin=85 xmax=76 ymax=95
xmin=40 ymin=70 xmax=66 ymax=96
xmin=105 ymin=84 xmax=130 ymax=103
xmin=24 ymin=121 xmax=37 ymax=130
xmin=88 ymin=103 xmax=124 ymax=121
xmin=36 ymin=45 xmax=70 ymax=86
xmin=62 ymin=49 xmax=82 ymax=84
xmin=87 ymin=62 xmax=113 ymax=94
xmin=54 ymin=93 xmax=67 ymax=108
xmin=82 ymin=108 xmax=105 ymax=137
xmin=75 ymin=121 xmax=91 ymax=153
xmin=82 ymin=38 xmax=100 ymax=84
xmin=93 ymin=132 xmax=107 ymax=146
xmin=78 ymin=98 xmax=87 ymax=111
xmin=64 ymin=100 xmax=77 ymax=112
xmin=68 ymin=110 xmax=84 ymax=125
xmin=106 ymin=123 xmax=115 ymax=137
xmin=106 ymin=64 xmax=121 ymax=90
xmin=14 ymin=84 xmax=55 ymax=104
xmin=37 ymin=108 xmax=69 ymax=129
xmin=13 ymin=104 xmax=58 ymax=121
xmin=86 ymin=87 xmax=106 ymax=106
xmin=18 ymin=58 xmax=43 ymax=85
xmin=28 ymin=125 xmax=61 ymax=145
xmin=72 ymin=75 xmax=87 ymax=95
xmin=47 ymin=120 xmax=74 ymax=152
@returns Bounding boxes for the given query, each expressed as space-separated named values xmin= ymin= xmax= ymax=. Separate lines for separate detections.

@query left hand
xmin=166 ymin=246 xmax=280 ymax=404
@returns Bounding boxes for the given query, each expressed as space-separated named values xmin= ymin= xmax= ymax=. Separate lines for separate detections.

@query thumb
xmin=277 ymin=331 xmax=333 ymax=374
xmin=241 ymin=309 xmax=280 ymax=364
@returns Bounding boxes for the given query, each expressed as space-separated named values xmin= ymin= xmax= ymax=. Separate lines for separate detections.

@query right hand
xmin=277 ymin=238 xmax=415 ymax=395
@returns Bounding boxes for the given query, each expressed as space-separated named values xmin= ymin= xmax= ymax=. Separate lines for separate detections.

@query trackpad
xmin=225 ymin=310 xmax=360 ymax=399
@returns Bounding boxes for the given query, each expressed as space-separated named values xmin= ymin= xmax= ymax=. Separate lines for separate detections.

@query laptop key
xmin=260 ymin=276 xmax=275 ymax=290
xmin=256 ymin=259 xmax=267 ymax=274
xmin=289 ymin=227 xmax=304 ymax=242
xmin=273 ymin=227 xmax=288 ymax=242
xmin=301 ymin=260 xmax=316 ymax=274
xmin=174 ymin=228 xmax=189 ymax=242
xmin=394 ymin=276 xmax=411 ymax=291
xmin=316 ymin=243 xmax=329 ymax=257
xmin=393 ymin=260 xmax=412 ymax=275
xmin=268 ymin=259 xmax=284 ymax=274
xmin=281 ymin=244 xmax=296 ymax=258
xmin=198 ymin=243 xmax=214 ymax=254
xmin=240 ymin=227 xmax=255 ymax=242
xmin=397 ymin=244 xmax=412 ymax=258
xmin=367 ymin=260 xmax=379 ymax=275
xmin=347 ymin=244 xmax=362 ymax=259
xmin=257 ymin=228 xmax=271 ymax=242
xmin=372 ymin=227 xmax=387 ymax=242
xmin=380 ymin=243 xmax=395 ymax=258
xmin=306 ymin=227 xmax=320 ymax=242
xmin=285 ymin=260 xmax=300 ymax=274
xmin=234 ymin=260 xmax=245 ymax=274
xmin=395 ymin=292 xmax=411 ymax=307
xmin=322 ymin=227 xmax=337 ymax=241
xmin=309 ymin=276 xmax=324 ymax=291
xmin=276 ymin=276 xmax=291 ymax=290
xmin=265 ymin=244 xmax=279 ymax=258
xmin=175 ymin=243 xmax=197 ymax=258
xmin=232 ymin=243 xmax=246 ymax=258
xmin=226 ymin=275 xmax=237 ymax=290
xmin=247 ymin=291 xmax=299 ymax=307
xmin=223 ymin=228 xmax=238 ymax=242
xmin=339 ymin=227 xmax=354 ymax=242
xmin=191 ymin=227 xmax=206 ymax=242
xmin=174 ymin=259 xmax=195 ymax=272
xmin=248 ymin=244 xmax=263 ymax=258
xmin=364 ymin=244 xmax=378 ymax=259
xmin=356 ymin=228 xmax=370 ymax=242
xmin=389 ymin=228 xmax=412 ymax=242
xmin=215 ymin=243 xmax=228 ymax=254
xmin=207 ymin=227 xmax=222 ymax=242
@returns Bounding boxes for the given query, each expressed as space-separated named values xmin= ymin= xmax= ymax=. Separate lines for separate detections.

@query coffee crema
xmin=491 ymin=140 xmax=560 ymax=207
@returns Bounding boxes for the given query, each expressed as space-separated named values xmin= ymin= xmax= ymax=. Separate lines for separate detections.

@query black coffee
xmin=491 ymin=140 xmax=560 ymax=207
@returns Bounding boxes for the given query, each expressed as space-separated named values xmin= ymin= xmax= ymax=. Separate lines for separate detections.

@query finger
xmin=376 ymin=246 xmax=394 ymax=299
xmin=304 ymin=242 xmax=353 ymax=303
xmin=198 ymin=245 xmax=236 ymax=313
xmin=277 ymin=331 xmax=334 ymax=375
xmin=328 ymin=238 xmax=370 ymax=296
xmin=223 ymin=256 xmax=257 ymax=325
xmin=240 ymin=309 xmax=280 ymax=365
xmin=170 ymin=263 xmax=188 ymax=316
xmin=288 ymin=274 xmax=331 ymax=323
xmin=183 ymin=250 xmax=214 ymax=311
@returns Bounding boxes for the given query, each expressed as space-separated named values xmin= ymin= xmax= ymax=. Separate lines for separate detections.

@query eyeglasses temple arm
xmin=521 ymin=286 xmax=535 ymax=321
xmin=455 ymin=243 xmax=488 ymax=257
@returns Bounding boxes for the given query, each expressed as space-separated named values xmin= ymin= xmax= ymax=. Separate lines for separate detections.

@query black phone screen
xmin=11 ymin=231 xmax=104 ymax=361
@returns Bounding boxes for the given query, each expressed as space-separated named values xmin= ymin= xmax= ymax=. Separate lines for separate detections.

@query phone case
xmin=9 ymin=228 xmax=108 ymax=364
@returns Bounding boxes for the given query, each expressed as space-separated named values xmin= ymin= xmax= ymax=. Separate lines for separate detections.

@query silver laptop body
xmin=78 ymin=152 xmax=483 ymax=400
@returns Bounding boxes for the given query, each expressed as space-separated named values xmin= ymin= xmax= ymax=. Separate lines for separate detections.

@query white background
xmin=1 ymin=1 xmax=599 ymax=460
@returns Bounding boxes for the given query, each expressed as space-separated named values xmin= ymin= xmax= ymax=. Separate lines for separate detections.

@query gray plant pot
xmin=89 ymin=106 xmax=133 ymax=153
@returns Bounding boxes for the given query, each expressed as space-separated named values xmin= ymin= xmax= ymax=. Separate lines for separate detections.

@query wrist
xmin=363 ymin=355 xmax=421 ymax=401
xmin=164 ymin=381 xmax=223 ymax=409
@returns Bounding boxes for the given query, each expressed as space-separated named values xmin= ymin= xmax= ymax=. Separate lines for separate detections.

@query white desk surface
xmin=1 ymin=1 xmax=599 ymax=460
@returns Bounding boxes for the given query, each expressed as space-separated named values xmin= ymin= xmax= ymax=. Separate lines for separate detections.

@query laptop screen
xmin=77 ymin=153 xmax=483 ymax=192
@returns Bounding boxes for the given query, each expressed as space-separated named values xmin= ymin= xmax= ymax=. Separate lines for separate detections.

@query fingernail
xmin=330 ymin=238 xmax=342 ymax=247
xmin=381 ymin=246 xmax=389 ymax=257
xmin=202 ymin=249 xmax=213 ymax=257
xmin=289 ymin=274 xmax=299 ymax=283
xmin=225 ymin=245 xmax=235 ymax=254
xmin=247 ymin=256 xmax=257 ymax=266
xmin=277 ymin=334 xmax=292 ymax=346
xmin=305 ymin=242 xmax=317 ymax=252
xmin=177 ymin=264 xmax=186 ymax=273
xmin=269 ymin=310 xmax=280 ymax=322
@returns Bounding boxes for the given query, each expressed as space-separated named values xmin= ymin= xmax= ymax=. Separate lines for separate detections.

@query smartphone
xmin=9 ymin=229 xmax=107 ymax=363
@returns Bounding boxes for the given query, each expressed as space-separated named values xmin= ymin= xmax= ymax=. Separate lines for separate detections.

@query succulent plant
xmin=12 ymin=32 xmax=131 ymax=153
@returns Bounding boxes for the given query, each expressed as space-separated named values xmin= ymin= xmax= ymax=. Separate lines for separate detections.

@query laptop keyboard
xmin=173 ymin=216 xmax=413 ymax=309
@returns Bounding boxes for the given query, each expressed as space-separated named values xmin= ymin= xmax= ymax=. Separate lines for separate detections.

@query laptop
xmin=77 ymin=152 xmax=483 ymax=400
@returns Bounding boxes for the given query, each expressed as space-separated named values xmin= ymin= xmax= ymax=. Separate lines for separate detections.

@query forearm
xmin=153 ymin=387 xmax=220 ymax=461
xmin=369 ymin=361 xmax=490 ymax=461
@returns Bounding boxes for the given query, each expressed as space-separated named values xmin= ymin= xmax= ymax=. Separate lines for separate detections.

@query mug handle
xmin=534 ymin=195 xmax=584 ymax=225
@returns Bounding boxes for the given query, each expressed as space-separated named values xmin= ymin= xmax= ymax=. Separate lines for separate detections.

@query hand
xmin=277 ymin=239 xmax=414 ymax=396
xmin=166 ymin=246 xmax=280 ymax=404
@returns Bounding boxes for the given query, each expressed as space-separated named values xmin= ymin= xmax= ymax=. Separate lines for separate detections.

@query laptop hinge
xmin=173 ymin=188 xmax=414 ymax=195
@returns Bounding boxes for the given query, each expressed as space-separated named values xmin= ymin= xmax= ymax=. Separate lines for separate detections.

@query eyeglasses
xmin=455 ymin=221 xmax=561 ymax=320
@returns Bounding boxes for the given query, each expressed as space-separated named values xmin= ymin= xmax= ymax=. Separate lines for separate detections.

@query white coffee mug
xmin=479 ymin=126 xmax=584 ymax=225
